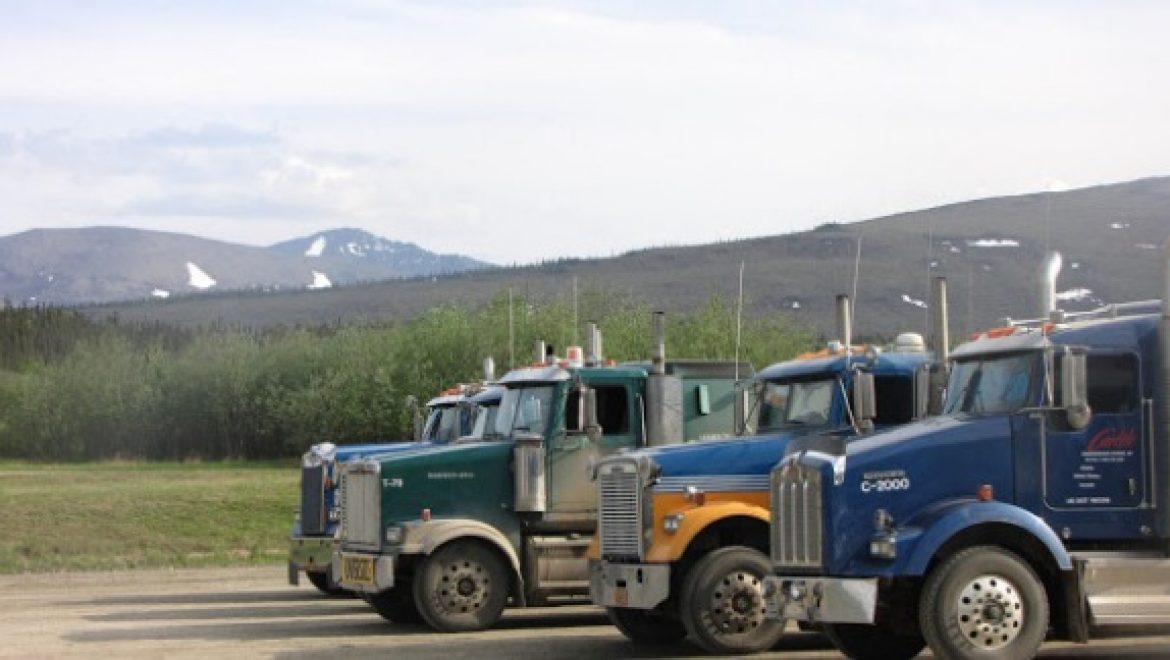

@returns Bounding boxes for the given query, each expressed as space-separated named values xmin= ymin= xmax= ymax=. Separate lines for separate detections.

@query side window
xmin=1087 ymin=354 xmax=1138 ymax=414
xmin=595 ymin=386 xmax=630 ymax=434
xmin=872 ymin=375 xmax=915 ymax=425
xmin=564 ymin=385 xmax=630 ymax=435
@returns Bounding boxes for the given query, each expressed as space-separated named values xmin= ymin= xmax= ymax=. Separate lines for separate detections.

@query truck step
xmin=1078 ymin=553 xmax=1170 ymax=626
xmin=1089 ymin=595 xmax=1170 ymax=626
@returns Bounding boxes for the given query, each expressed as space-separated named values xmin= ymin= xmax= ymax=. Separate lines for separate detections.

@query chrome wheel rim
xmin=955 ymin=573 xmax=1024 ymax=650
xmin=704 ymin=570 xmax=767 ymax=636
xmin=436 ymin=558 xmax=491 ymax=614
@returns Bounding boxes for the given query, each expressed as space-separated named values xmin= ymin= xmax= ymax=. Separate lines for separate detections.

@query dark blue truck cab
xmin=764 ymin=248 xmax=1170 ymax=659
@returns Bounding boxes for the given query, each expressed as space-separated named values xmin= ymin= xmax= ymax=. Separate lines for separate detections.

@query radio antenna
xmin=851 ymin=235 xmax=863 ymax=325
xmin=735 ymin=261 xmax=745 ymax=382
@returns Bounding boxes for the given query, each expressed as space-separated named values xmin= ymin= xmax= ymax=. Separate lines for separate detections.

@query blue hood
xmin=636 ymin=428 xmax=829 ymax=478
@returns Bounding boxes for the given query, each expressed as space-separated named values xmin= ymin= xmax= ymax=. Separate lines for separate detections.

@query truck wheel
xmin=306 ymin=568 xmax=347 ymax=596
xmin=680 ymin=546 xmax=786 ymax=654
xmin=369 ymin=587 xmax=424 ymax=624
xmin=607 ymin=606 xmax=687 ymax=645
xmin=920 ymin=546 xmax=1048 ymax=660
xmin=822 ymin=623 xmax=924 ymax=660
xmin=412 ymin=541 xmax=509 ymax=632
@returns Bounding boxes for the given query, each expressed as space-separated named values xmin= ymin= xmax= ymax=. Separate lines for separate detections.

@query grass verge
xmin=0 ymin=461 xmax=298 ymax=573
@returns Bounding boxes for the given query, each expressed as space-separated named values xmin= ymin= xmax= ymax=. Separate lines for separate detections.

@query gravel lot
xmin=1 ymin=565 xmax=1168 ymax=659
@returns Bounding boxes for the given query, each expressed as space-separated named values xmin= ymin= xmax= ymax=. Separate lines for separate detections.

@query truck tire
xmin=607 ymin=606 xmax=687 ymax=645
xmin=369 ymin=587 xmax=424 ymax=624
xmin=306 ymin=568 xmax=347 ymax=596
xmin=679 ymin=546 xmax=786 ymax=654
xmin=822 ymin=623 xmax=924 ymax=660
xmin=412 ymin=540 xmax=509 ymax=632
xmin=920 ymin=545 xmax=1048 ymax=660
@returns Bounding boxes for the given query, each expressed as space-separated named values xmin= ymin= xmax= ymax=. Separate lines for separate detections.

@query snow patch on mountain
xmin=186 ymin=262 xmax=217 ymax=289
xmin=967 ymin=239 xmax=1020 ymax=248
xmin=1056 ymin=288 xmax=1094 ymax=302
xmin=902 ymin=294 xmax=927 ymax=308
xmin=305 ymin=236 xmax=326 ymax=257
xmin=308 ymin=271 xmax=332 ymax=289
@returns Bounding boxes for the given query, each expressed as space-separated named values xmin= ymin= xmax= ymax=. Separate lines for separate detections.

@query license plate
xmin=342 ymin=555 xmax=376 ymax=586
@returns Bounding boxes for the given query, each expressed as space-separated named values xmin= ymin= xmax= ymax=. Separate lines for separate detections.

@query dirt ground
xmin=1 ymin=565 xmax=1168 ymax=659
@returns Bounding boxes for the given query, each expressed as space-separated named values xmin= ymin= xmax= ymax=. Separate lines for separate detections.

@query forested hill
xmin=88 ymin=177 xmax=1170 ymax=339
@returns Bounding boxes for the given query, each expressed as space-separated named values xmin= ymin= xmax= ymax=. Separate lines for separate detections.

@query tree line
xmin=0 ymin=290 xmax=812 ymax=461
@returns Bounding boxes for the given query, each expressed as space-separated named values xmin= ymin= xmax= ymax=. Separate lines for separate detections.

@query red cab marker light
xmin=978 ymin=484 xmax=994 ymax=502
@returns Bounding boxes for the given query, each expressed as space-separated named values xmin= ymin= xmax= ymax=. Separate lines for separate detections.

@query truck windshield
xmin=467 ymin=404 xmax=501 ymax=441
xmin=423 ymin=405 xmax=463 ymax=444
xmin=944 ymin=351 xmax=1041 ymax=416
xmin=494 ymin=386 xmax=555 ymax=438
xmin=757 ymin=378 xmax=836 ymax=431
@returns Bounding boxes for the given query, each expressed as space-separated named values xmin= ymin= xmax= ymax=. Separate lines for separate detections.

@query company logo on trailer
xmin=1086 ymin=428 xmax=1137 ymax=452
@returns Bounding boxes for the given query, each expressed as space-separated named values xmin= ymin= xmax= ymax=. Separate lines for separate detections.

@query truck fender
xmin=401 ymin=518 xmax=523 ymax=578
xmin=900 ymin=499 xmax=1073 ymax=576
xmin=646 ymin=501 xmax=770 ymax=563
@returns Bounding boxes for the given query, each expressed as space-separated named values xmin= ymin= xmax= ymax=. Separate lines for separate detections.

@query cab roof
xmin=757 ymin=350 xmax=932 ymax=381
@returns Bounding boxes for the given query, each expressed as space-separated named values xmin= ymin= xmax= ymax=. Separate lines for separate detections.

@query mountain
xmin=73 ymin=176 xmax=1170 ymax=338
xmin=270 ymin=228 xmax=488 ymax=277
xmin=0 ymin=226 xmax=490 ymax=305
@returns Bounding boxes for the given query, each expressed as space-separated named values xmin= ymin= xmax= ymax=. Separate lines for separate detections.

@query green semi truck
xmin=333 ymin=316 xmax=751 ymax=631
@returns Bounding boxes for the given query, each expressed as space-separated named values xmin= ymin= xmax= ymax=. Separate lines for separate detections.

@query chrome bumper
xmin=589 ymin=561 xmax=670 ymax=609
xmin=763 ymin=575 xmax=878 ymax=624
xmin=334 ymin=551 xmax=396 ymax=594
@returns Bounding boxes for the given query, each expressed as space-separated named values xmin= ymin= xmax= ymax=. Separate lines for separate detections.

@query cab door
xmin=547 ymin=381 xmax=637 ymax=515
xmin=1017 ymin=351 xmax=1153 ymax=540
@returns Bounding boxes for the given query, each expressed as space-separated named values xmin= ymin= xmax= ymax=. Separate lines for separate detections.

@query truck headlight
xmin=663 ymin=513 xmax=684 ymax=534
xmin=385 ymin=526 xmax=405 ymax=544
xmin=869 ymin=534 xmax=897 ymax=560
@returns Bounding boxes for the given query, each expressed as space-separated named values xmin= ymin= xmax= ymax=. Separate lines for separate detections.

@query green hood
xmin=375 ymin=441 xmax=516 ymax=531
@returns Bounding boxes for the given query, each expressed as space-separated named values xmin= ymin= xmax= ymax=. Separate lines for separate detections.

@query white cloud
xmin=1 ymin=2 xmax=1170 ymax=263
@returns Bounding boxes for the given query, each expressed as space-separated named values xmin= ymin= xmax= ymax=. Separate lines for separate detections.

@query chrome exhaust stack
xmin=835 ymin=294 xmax=852 ymax=351
xmin=651 ymin=311 xmax=666 ymax=376
xmin=585 ymin=321 xmax=599 ymax=367
xmin=927 ymin=276 xmax=950 ymax=416
xmin=646 ymin=311 xmax=682 ymax=446
xmin=1041 ymin=251 xmax=1063 ymax=319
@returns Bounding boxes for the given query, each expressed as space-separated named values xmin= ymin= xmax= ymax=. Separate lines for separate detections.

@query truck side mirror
xmin=1058 ymin=351 xmax=1091 ymax=430
xmin=405 ymin=395 xmax=422 ymax=441
xmin=582 ymin=387 xmax=602 ymax=443
xmin=852 ymin=371 xmax=876 ymax=433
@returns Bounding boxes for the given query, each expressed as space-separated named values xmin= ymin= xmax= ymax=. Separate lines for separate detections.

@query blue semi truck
xmin=764 ymin=250 xmax=1170 ymax=659
xmin=289 ymin=382 xmax=502 ymax=594
xmin=591 ymin=293 xmax=942 ymax=654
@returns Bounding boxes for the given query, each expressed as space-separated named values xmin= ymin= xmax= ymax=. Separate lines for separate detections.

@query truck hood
xmin=635 ymin=428 xmax=834 ymax=478
xmin=335 ymin=441 xmax=416 ymax=463
xmin=372 ymin=441 xmax=516 ymax=526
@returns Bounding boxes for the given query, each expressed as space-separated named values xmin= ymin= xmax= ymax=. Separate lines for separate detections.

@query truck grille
xmin=300 ymin=465 xmax=326 ymax=536
xmin=340 ymin=463 xmax=381 ymax=550
xmin=771 ymin=461 xmax=823 ymax=569
xmin=598 ymin=460 xmax=642 ymax=559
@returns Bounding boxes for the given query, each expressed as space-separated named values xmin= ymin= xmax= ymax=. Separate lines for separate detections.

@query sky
xmin=1 ymin=0 xmax=1168 ymax=265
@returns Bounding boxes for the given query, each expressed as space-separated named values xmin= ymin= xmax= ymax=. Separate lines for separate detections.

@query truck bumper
xmin=589 ymin=561 xmax=671 ymax=609
xmin=763 ymin=575 xmax=878 ymax=624
xmin=288 ymin=536 xmax=335 ymax=585
xmin=334 ymin=551 xmax=395 ymax=594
